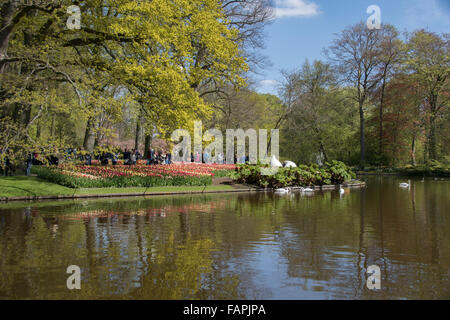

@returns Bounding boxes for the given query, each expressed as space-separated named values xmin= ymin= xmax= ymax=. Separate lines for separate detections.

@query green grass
xmin=0 ymin=176 xmax=234 ymax=199
xmin=0 ymin=177 xmax=74 ymax=197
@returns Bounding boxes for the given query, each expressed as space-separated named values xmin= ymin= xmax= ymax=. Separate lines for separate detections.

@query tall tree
xmin=374 ymin=25 xmax=404 ymax=160
xmin=405 ymin=30 xmax=449 ymax=161
xmin=326 ymin=22 xmax=384 ymax=168
xmin=281 ymin=61 xmax=357 ymax=164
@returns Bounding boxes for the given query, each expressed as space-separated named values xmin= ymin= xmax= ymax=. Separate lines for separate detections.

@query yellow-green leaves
xmin=104 ymin=0 xmax=248 ymax=133
xmin=0 ymin=0 xmax=248 ymax=161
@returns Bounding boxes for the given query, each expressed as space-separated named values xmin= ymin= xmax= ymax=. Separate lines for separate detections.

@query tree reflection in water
xmin=0 ymin=177 xmax=448 ymax=299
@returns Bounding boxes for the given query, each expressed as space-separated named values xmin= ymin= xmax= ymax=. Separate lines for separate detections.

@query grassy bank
xmin=355 ymin=167 xmax=449 ymax=177
xmin=0 ymin=176 xmax=235 ymax=200
xmin=352 ymin=159 xmax=449 ymax=177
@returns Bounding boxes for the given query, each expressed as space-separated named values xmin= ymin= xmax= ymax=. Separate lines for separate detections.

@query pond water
xmin=0 ymin=177 xmax=448 ymax=299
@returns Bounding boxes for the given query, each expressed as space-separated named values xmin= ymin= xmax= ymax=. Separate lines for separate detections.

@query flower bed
xmin=33 ymin=163 xmax=236 ymax=188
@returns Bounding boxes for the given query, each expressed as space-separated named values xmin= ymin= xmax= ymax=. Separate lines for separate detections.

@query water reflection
xmin=0 ymin=177 xmax=448 ymax=299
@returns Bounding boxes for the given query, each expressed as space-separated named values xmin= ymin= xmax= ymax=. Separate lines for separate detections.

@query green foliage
xmin=325 ymin=160 xmax=356 ymax=184
xmin=280 ymin=61 xmax=360 ymax=166
xmin=231 ymin=161 xmax=355 ymax=188
xmin=93 ymin=145 xmax=120 ymax=158
xmin=211 ymin=169 xmax=234 ymax=178
xmin=356 ymin=159 xmax=449 ymax=177
xmin=1 ymin=0 xmax=249 ymax=164
xmin=395 ymin=160 xmax=450 ymax=177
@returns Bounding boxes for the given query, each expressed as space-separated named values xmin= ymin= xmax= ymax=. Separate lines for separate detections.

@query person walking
xmin=135 ymin=149 xmax=141 ymax=162
xmin=164 ymin=152 xmax=170 ymax=164
xmin=203 ymin=151 xmax=210 ymax=164
xmin=157 ymin=151 xmax=163 ymax=164
xmin=85 ymin=151 xmax=92 ymax=166
xmin=130 ymin=149 xmax=137 ymax=165
xmin=100 ymin=151 xmax=109 ymax=165
xmin=146 ymin=148 xmax=153 ymax=165
xmin=195 ymin=151 xmax=200 ymax=163
xmin=123 ymin=148 xmax=131 ymax=165
xmin=25 ymin=153 xmax=33 ymax=176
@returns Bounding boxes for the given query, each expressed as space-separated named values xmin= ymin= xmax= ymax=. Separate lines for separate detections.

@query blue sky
xmin=255 ymin=0 xmax=450 ymax=95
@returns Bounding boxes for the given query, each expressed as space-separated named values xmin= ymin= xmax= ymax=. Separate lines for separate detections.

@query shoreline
xmin=0 ymin=180 xmax=366 ymax=203
xmin=356 ymin=170 xmax=449 ymax=177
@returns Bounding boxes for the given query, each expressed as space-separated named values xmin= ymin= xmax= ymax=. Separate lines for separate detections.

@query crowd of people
xmin=124 ymin=148 xmax=173 ymax=166
xmin=1 ymin=150 xmax=55 ymax=177
xmin=1 ymin=145 xmax=249 ymax=177
xmin=1 ymin=147 xmax=174 ymax=177
xmin=65 ymin=147 xmax=173 ymax=166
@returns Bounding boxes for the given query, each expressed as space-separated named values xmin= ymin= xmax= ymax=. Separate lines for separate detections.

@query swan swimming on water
xmin=301 ymin=187 xmax=314 ymax=193
xmin=399 ymin=182 xmax=410 ymax=188
xmin=340 ymin=185 xmax=345 ymax=194
xmin=275 ymin=188 xmax=290 ymax=194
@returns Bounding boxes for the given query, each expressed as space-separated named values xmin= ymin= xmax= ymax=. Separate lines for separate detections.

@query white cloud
xmin=260 ymin=79 xmax=279 ymax=86
xmin=273 ymin=0 xmax=320 ymax=18
xmin=257 ymin=80 xmax=279 ymax=95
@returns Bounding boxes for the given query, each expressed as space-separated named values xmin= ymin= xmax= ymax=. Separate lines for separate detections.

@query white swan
xmin=283 ymin=161 xmax=297 ymax=168
xmin=301 ymin=187 xmax=314 ymax=193
xmin=399 ymin=182 xmax=410 ymax=188
xmin=270 ymin=155 xmax=283 ymax=168
xmin=340 ymin=185 xmax=345 ymax=194
xmin=275 ymin=188 xmax=290 ymax=194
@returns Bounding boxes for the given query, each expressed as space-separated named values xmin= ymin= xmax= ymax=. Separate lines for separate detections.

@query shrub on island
xmin=231 ymin=161 xmax=356 ymax=188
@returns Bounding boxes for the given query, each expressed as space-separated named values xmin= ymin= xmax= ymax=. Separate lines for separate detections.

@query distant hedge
xmin=355 ymin=161 xmax=450 ymax=178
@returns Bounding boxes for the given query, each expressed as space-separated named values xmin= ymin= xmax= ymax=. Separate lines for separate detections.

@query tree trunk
xmin=21 ymin=16 xmax=33 ymax=127
xmin=24 ymin=106 xmax=31 ymax=126
xmin=93 ymin=129 xmax=100 ymax=149
xmin=144 ymin=134 xmax=152 ymax=158
xmin=50 ymin=113 xmax=55 ymax=137
xmin=59 ymin=125 xmax=63 ymax=144
xmin=36 ymin=122 xmax=41 ymax=139
xmin=0 ymin=2 xmax=16 ymax=74
xmin=428 ymin=113 xmax=437 ymax=161
xmin=83 ymin=117 xmax=93 ymax=150
xmin=411 ymin=132 xmax=416 ymax=166
xmin=359 ymin=101 xmax=366 ymax=169
xmin=379 ymin=76 xmax=387 ymax=159
xmin=0 ymin=3 xmax=39 ymax=74
xmin=319 ymin=141 xmax=328 ymax=163
xmin=135 ymin=118 xmax=141 ymax=151
xmin=314 ymin=126 xmax=328 ymax=163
